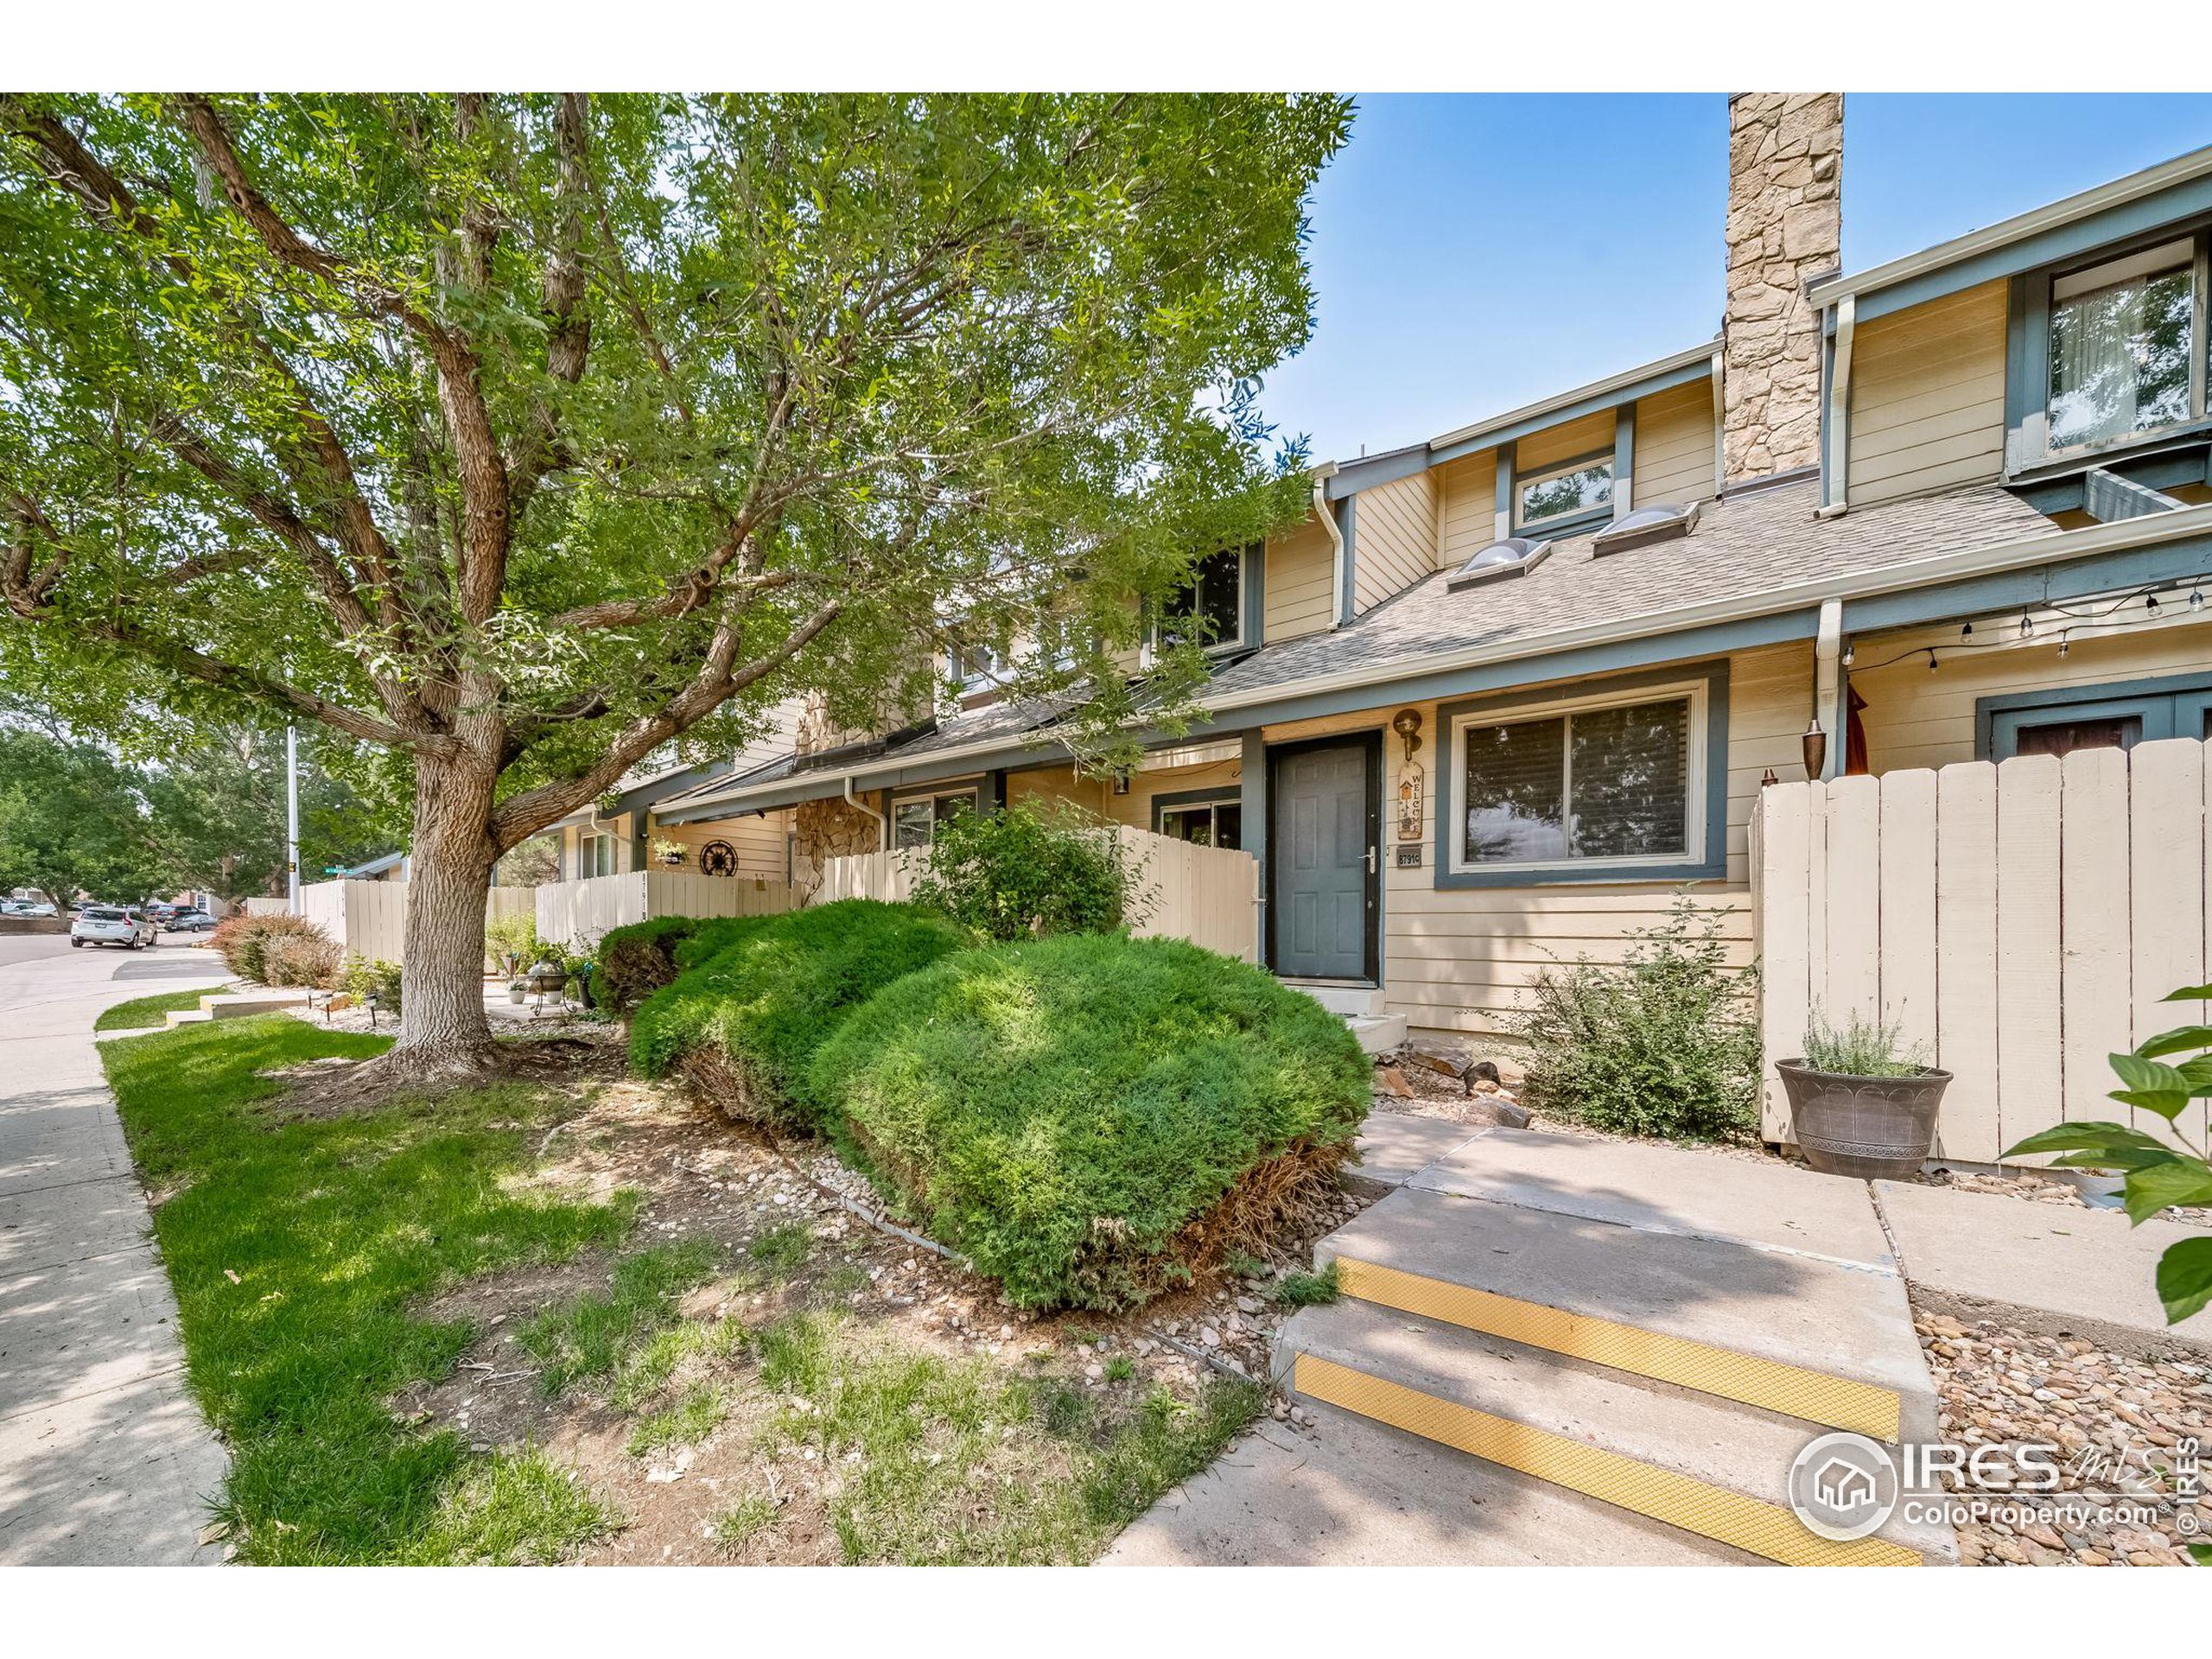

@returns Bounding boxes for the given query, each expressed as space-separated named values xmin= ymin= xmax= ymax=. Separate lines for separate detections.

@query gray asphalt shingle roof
xmin=666 ymin=476 xmax=2066 ymax=808
xmin=1206 ymin=477 xmax=2057 ymax=702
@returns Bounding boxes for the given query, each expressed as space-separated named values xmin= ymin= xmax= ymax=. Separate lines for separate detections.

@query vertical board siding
xmin=289 ymin=880 xmax=545 ymax=968
xmin=534 ymin=870 xmax=796 ymax=950
xmin=1350 ymin=471 xmax=1438 ymax=614
xmin=1755 ymin=739 xmax=2212 ymax=1163
xmin=814 ymin=826 xmax=1260 ymax=962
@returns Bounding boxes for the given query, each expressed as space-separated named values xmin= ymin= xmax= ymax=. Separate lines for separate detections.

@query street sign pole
xmin=286 ymin=724 xmax=301 ymax=914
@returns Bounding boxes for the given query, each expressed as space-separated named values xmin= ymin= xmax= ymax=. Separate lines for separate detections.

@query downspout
xmin=1813 ymin=596 xmax=1846 ymax=781
xmin=842 ymin=774 xmax=886 ymax=848
xmin=1815 ymin=294 xmax=1856 ymax=520
xmin=1313 ymin=464 xmax=1345 ymax=630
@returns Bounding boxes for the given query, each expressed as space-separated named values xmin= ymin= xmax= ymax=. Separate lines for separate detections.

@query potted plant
xmin=651 ymin=836 xmax=688 ymax=868
xmin=1777 ymin=1011 xmax=1951 ymax=1180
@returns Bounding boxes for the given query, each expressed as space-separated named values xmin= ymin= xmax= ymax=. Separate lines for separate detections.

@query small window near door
xmin=891 ymin=787 xmax=978 ymax=851
xmin=1155 ymin=796 xmax=1243 ymax=850
xmin=1981 ymin=672 xmax=2212 ymax=759
xmin=2012 ymin=716 xmax=2143 ymax=759
xmin=578 ymin=831 xmax=618 ymax=878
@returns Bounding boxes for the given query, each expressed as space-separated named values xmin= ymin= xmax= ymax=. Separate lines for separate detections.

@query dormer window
xmin=1160 ymin=544 xmax=1248 ymax=652
xmin=951 ymin=639 xmax=1005 ymax=700
xmin=1516 ymin=453 xmax=1614 ymax=531
xmin=2047 ymin=240 xmax=2196 ymax=453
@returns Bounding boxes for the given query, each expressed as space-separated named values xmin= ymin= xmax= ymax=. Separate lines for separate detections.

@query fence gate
xmin=1752 ymin=738 xmax=2209 ymax=1165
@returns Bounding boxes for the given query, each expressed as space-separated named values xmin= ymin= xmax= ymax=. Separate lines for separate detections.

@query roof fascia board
xmin=675 ymin=505 xmax=2212 ymax=817
xmin=1811 ymin=149 xmax=2212 ymax=322
xmin=1840 ymin=527 xmax=2212 ymax=634
xmin=1423 ymin=346 xmax=1716 ymax=473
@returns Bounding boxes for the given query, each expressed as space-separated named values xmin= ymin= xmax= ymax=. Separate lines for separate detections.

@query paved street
xmin=0 ymin=937 xmax=229 ymax=1564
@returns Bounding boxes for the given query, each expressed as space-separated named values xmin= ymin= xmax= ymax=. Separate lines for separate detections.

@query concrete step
xmin=1277 ymin=1295 xmax=1953 ymax=1567
xmin=1345 ymin=1014 xmax=1407 ymax=1055
xmin=162 ymin=1009 xmax=214 ymax=1029
xmin=1317 ymin=1183 xmax=1938 ymax=1445
xmin=199 ymin=990 xmax=313 ymax=1019
xmin=1288 ymin=981 xmax=1386 ymax=1018
xmin=1101 ymin=1398 xmax=1754 ymax=1566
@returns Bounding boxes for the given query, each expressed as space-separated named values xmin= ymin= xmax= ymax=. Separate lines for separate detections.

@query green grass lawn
xmin=99 ymin=1016 xmax=1260 ymax=1566
xmin=93 ymin=984 xmax=230 ymax=1032
xmin=100 ymin=1017 xmax=634 ymax=1563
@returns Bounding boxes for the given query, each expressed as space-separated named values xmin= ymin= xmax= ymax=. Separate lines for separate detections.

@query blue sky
xmin=1263 ymin=93 xmax=2212 ymax=464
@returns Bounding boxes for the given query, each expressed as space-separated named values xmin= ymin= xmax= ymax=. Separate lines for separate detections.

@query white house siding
xmin=1351 ymin=470 xmax=1437 ymax=614
xmin=1262 ymin=514 xmax=1338 ymax=643
xmin=1851 ymin=613 xmax=2212 ymax=774
xmin=1847 ymin=279 xmax=2008 ymax=507
xmin=1632 ymin=379 xmax=1718 ymax=510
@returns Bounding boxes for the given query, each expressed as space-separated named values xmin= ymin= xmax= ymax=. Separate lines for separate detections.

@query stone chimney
xmin=1722 ymin=93 xmax=1842 ymax=482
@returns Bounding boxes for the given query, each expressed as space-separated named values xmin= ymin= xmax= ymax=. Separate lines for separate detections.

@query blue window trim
xmin=1975 ymin=669 xmax=2212 ymax=759
xmin=1149 ymin=784 xmax=1243 ymax=827
xmin=1433 ymin=658 xmax=1731 ymax=890
xmin=2003 ymin=226 xmax=2212 ymax=477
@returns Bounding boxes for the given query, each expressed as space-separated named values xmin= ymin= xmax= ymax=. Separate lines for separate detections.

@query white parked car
xmin=2 ymin=898 xmax=58 ymax=918
xmin=70 ymin=906 xmax=157 ymax=950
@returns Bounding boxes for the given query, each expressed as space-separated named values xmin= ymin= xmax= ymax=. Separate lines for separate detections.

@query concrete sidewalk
xmin=0 ymin=941 xmax=228 ymax=1564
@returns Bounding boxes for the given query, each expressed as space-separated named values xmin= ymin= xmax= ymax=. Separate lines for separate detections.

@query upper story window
xmin=1516 ymin=454 xmax=1614 ymax=531
xmin=2047 ymin=240 xmax=2197 ymax=453
xmin=950 ymin=639 xmax=1005 ymax=701
xmin=1159 ymin=545 xmax=1247 ymax=652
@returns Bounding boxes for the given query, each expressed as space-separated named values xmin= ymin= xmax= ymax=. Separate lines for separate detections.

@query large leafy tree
xmin=0 ymin=93 xmax=1345 ymax=1075
xmin=0 ymin=729 xmax=172 ymax=906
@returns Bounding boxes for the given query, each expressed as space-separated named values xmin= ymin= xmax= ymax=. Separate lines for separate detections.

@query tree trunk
xmin=381 ymin=752 xmax=501 ymax=1077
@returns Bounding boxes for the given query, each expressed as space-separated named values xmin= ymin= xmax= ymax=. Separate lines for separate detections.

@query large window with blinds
xmin=1448 ymin=680 xmax=1706 ymax=876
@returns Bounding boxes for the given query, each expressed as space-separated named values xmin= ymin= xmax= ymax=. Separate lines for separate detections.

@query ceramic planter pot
xmin=1777 ymin=1059 xmax=1952 ymax=1180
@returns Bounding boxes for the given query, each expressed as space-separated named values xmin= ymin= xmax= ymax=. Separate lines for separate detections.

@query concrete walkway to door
xmin=0 ymin=936 xmax=228 ymax=1564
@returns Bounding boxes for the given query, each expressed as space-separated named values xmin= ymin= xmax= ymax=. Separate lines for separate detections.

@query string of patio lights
xmin=1843 ymin=575 xmax=2212 ymax=674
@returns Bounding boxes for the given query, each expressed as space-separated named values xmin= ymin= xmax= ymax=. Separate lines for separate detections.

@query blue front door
xmin=1268 ymin=735 xmax=1378 ymax=981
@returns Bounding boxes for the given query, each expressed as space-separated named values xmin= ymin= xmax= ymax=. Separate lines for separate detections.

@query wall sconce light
xmin=1112 ymin=775 xmax=1130 ymax=796
xmin=1390 ymin=707 xmax=1424 ymax=762
xmin=1802 ymin=717 xmax=1828 ymax=781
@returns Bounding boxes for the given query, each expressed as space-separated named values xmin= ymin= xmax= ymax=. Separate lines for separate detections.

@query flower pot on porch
xmin=1776 ymin=1059 xmax=1952 ymax=1181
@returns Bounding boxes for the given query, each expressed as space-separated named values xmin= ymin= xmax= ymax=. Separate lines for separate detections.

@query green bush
xmin=1802 ymin=1009 xmax=1927 ymax=1077
xmin=209 ymin=911 xmax=333 ymax=985
xmin=908 ymin=800 xmax=1150 ymax=942
xmin=629 ymin=900 xmax=972 ymax=1132
xmin=485 ymin=912 xmax=543 ymax=976
xmin=340 ymin=953 xmax=404 ymax=1015
xmin=1510 ymin=896 xmax=1759 ymax=1141
xmin=591 ymin=916 xmax=708 ymax=1014
xmin=811 ymin=933 xmax=1369 ymax=1311
xmin=263 ymin=930 xmax=340 ymax=988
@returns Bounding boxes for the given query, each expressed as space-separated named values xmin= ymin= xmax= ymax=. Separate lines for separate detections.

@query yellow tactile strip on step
xmin=1294 ymin=1353 xmax=1923 ymax=1567
xmin=1332 ymin=1256 xmax=1903 ymax=1442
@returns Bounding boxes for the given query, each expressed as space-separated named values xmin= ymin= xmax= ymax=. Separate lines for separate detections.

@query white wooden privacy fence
xmin=816 ymin=824 xmax=1262 ymax=963
xmin=287 ymin=880 xmax=536 ymax=966
xmin=1753 ymin=737 xmax=2212 ymax=1165
xmin=533 ymin=869 xmax=795 ymax=950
